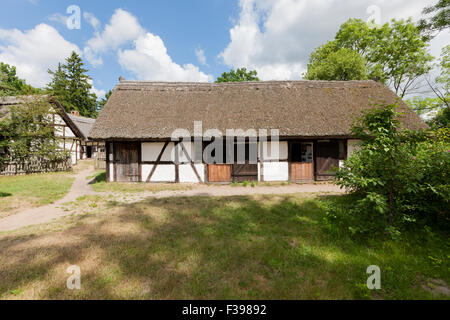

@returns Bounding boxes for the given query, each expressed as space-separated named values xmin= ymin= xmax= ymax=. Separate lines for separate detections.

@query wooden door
xmin=114 ymin=142 xmax=139 ymax=182
xmin=289 ymin=142 xmax=313 ymax=181
xmin=232 ymin=164 xmax=258 ymax=182
xmin=290 ymin=163 xmax=313 ymax=181
xmin=316 ymin=140 xmax=340 ymax=179
xmin=208 ymin=164 xmax=231 ymax=182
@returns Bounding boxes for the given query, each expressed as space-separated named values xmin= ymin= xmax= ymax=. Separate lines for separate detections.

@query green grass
xmin=0 ymin=172 xmax=75 ymax=217
xmin=89 ymin=171 xmax=191 ymax=194
xmin=0 ymin=193 xmax=448 ymax=299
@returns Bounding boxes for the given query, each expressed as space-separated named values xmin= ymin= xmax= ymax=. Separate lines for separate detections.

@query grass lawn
xmin=0 ymin=193 xmax=448 ymax=300
xmin=0 ymin=172 xmax=75 ymax=218
xmin=88 ymin=171 xmax=192 ymax=194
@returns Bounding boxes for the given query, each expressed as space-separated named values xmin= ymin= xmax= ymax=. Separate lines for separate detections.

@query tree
xmin=0 ymin=99 xmax=68 ymax=167
xmin=418 ymin=0 xmax=450 ymax=37
xmin=305 ymin=19 xmax=434 ymax=97
xmin=304 ymin=47 xmax=367 ymax=81
xmin=216 ymin=68 xmax=259 ymax=83
xmin=0 ymin=62 xmax=39 ymax=96
xmin=413 ymin=45 xmax=450 ymax=128
xmin=406 ymin=96 xmax=449 ymax=127
xmin=47 ymin=51 xmax=98 ymax=117
xmin=328 ymin=103 xmax=449 ymax=238
xmin=97 ymin=90 xmax=112 ymax=112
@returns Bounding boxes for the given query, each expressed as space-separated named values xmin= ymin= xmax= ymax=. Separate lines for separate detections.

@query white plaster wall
xmin=259 ymin=141 xmax=288 ymax=161
xmin=179 ymin=164 xmax=204 ymax=183
xmin=142 ymin=164 xmax=175 ymax=182
xmin=142 ymin=142 xmax=176 ymax=162
xmin=347 ymin=140 xmax=362 ymax=158
xmin=109 ymin=163 xmax=114 ymax=181
xmin=263 ymin=162 xmax=289 ymax=181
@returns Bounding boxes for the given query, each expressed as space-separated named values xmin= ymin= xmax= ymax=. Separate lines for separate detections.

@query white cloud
xmin=119 ymin=33 xmax=212 ymax=82
xmin=195 ymin=47 xmax=208 ymax=66
xmin=0 ymin=23 xmax=80 ymax=87
xmin=85 ymin=8 xmax=212 ymax=81
xmin=83 ymin=12 xmax=101 ymax=31
xmin=88 ymin=79 xmax=106 ymax=99
xmin=220 ymin=0 xmax=449 ymax=80
xmin=83 ymin=9 xmax=145 ymax=66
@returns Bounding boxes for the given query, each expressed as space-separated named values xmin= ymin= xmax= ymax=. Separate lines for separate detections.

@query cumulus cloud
xmin=85 ymin=8 xmax=212 ymax=81
xmin=83 ymin=9 xmax=145 ymax=66
xmin=220 ymin=0 xmax=448 ymax=80
xmin=0 ymin=23 xmax=80 ymax=87
xmin=119 ymin=33 xmax=212 ymax=82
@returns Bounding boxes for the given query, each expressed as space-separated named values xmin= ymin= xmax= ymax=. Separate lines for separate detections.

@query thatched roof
xmin=68 ymin=114 xmax=96 ymax=139
xmin=89 ymin=80 xmax=427 ymax=140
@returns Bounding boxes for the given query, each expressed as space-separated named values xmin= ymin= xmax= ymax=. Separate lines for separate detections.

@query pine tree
xmin=47 ymin=52 xmax=98 ymax=117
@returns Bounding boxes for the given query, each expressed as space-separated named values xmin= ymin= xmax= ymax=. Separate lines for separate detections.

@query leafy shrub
xmin=327 ymin=102 xmax=449 ymax=238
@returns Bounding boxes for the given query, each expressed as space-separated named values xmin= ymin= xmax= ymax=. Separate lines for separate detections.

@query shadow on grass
xmin=88 ymin=171 xmax=106 ymax=185
xmin=0 ymin=194 xmax=445 ymax=300
xmin=0 ymin=192 xmax=12 ymax=198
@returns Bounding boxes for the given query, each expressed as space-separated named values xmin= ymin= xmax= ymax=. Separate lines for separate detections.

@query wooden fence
xmin=0 ymin=158 xmax=72 ymax=176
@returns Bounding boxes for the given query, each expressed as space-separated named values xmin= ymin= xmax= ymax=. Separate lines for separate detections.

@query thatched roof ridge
xmin=89 ymin=80 xmax=427 ymax=140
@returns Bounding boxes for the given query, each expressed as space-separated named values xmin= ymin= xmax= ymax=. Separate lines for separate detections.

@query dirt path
xmin=0 ymin=167 xmax=96 ymax=232
xmin=105 ymin=183 xmax=344 ymax=204
xmin=0 ymin=166 xmax=344 ymax=232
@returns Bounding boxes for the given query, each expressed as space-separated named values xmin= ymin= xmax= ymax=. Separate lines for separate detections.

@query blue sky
xmin=0 ymin=0 xmax=448 ymax=99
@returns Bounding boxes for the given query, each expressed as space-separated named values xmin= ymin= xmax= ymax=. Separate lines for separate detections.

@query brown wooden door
xmin=316 ymin=141 xmax=339 ymax=179
xmin=208 ymin=164 xmax=231 ymax=182
xmin=232 ymin=164 xmax=258 ymax=182
xmin=290 ymin=163 xmax=313 ymax=181
xmin=114 ymin=142 xmax=139 ymax=182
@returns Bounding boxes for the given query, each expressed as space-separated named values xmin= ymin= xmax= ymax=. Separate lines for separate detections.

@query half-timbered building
xmin=88 ymin=80 xmax=427 ymax=183
xmin=0 ymin=95 xmax=96 ymax=170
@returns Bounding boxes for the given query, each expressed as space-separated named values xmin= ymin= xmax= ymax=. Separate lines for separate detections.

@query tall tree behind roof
xmin=47 ymin=51 xmax=98 ymax=118
xmin=216 ymin=68 xmax=259 ymax=83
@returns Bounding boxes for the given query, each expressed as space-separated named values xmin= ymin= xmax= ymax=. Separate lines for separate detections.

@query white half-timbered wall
xmin=52 ymin=112 xmax=82 ymax=165
xmin=258 ymin=141 xmax=289 ymax=182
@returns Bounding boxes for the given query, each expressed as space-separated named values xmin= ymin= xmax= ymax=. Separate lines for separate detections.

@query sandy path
xmin=0 ymin=166 xmax=344 ymax=232
xmin=0 ymin=167 xmax=96 ymax=232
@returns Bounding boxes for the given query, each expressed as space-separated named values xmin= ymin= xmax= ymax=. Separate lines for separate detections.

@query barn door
xmin=208 ymin=164 xmax=231 ymax=182
xmin=232 ymin=164 xmax=258 ymax=182
xmin=289 ymin=142 xmax=313 ymax=181
xmin=315 ymin=140 xmax=340 ymax=180
xmin=114 ymin=142 xmax=139 ymax=182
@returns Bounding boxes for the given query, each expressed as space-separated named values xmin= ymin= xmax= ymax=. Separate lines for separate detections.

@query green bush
xmin=327 ymin=103 xmax=449 ymax=238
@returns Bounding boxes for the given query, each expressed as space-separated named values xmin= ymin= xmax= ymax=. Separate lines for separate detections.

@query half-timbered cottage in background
xmin=88 ymin=80 xmax=427 ymax=183
xmin=0 ymin=95 xmax=97 ymax=174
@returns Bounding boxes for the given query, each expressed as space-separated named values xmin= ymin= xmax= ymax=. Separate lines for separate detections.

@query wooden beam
xmin=146 ymin=141 xmax=169 ymax=182
xmin=179 ymin=142 xmax=202 ymax=183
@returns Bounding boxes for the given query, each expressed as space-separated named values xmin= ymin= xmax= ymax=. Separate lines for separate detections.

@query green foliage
xmin=305 ymin=47 xmax=367 ymax=81
xmin=305 ymin=19 xmax=434 ymax=97
xmin=407 ymin=96 xmax=449 ymax=128
xmin=327 ymin=103 xmax=449 ymax=238
xmin=0 ymin=62 xmax=39 ymax=96
xmin=47 ymin=51 xmax=98 ymax=117
xmin=216 ymin=68 xmax=259 ymax=83
xmin=408 ymin=45 xmax=449 ymax=128
xmin=0 ymin=99 xmax=68 ymax=166
xmin=418 ymin=0 xmax=450 ymax=37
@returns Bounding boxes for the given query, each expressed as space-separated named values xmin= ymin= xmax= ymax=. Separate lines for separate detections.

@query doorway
xmin=114 ymin=142 xmax=140 ymax=182
xmin=289 ymin=142 xmax=313 ymax=181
